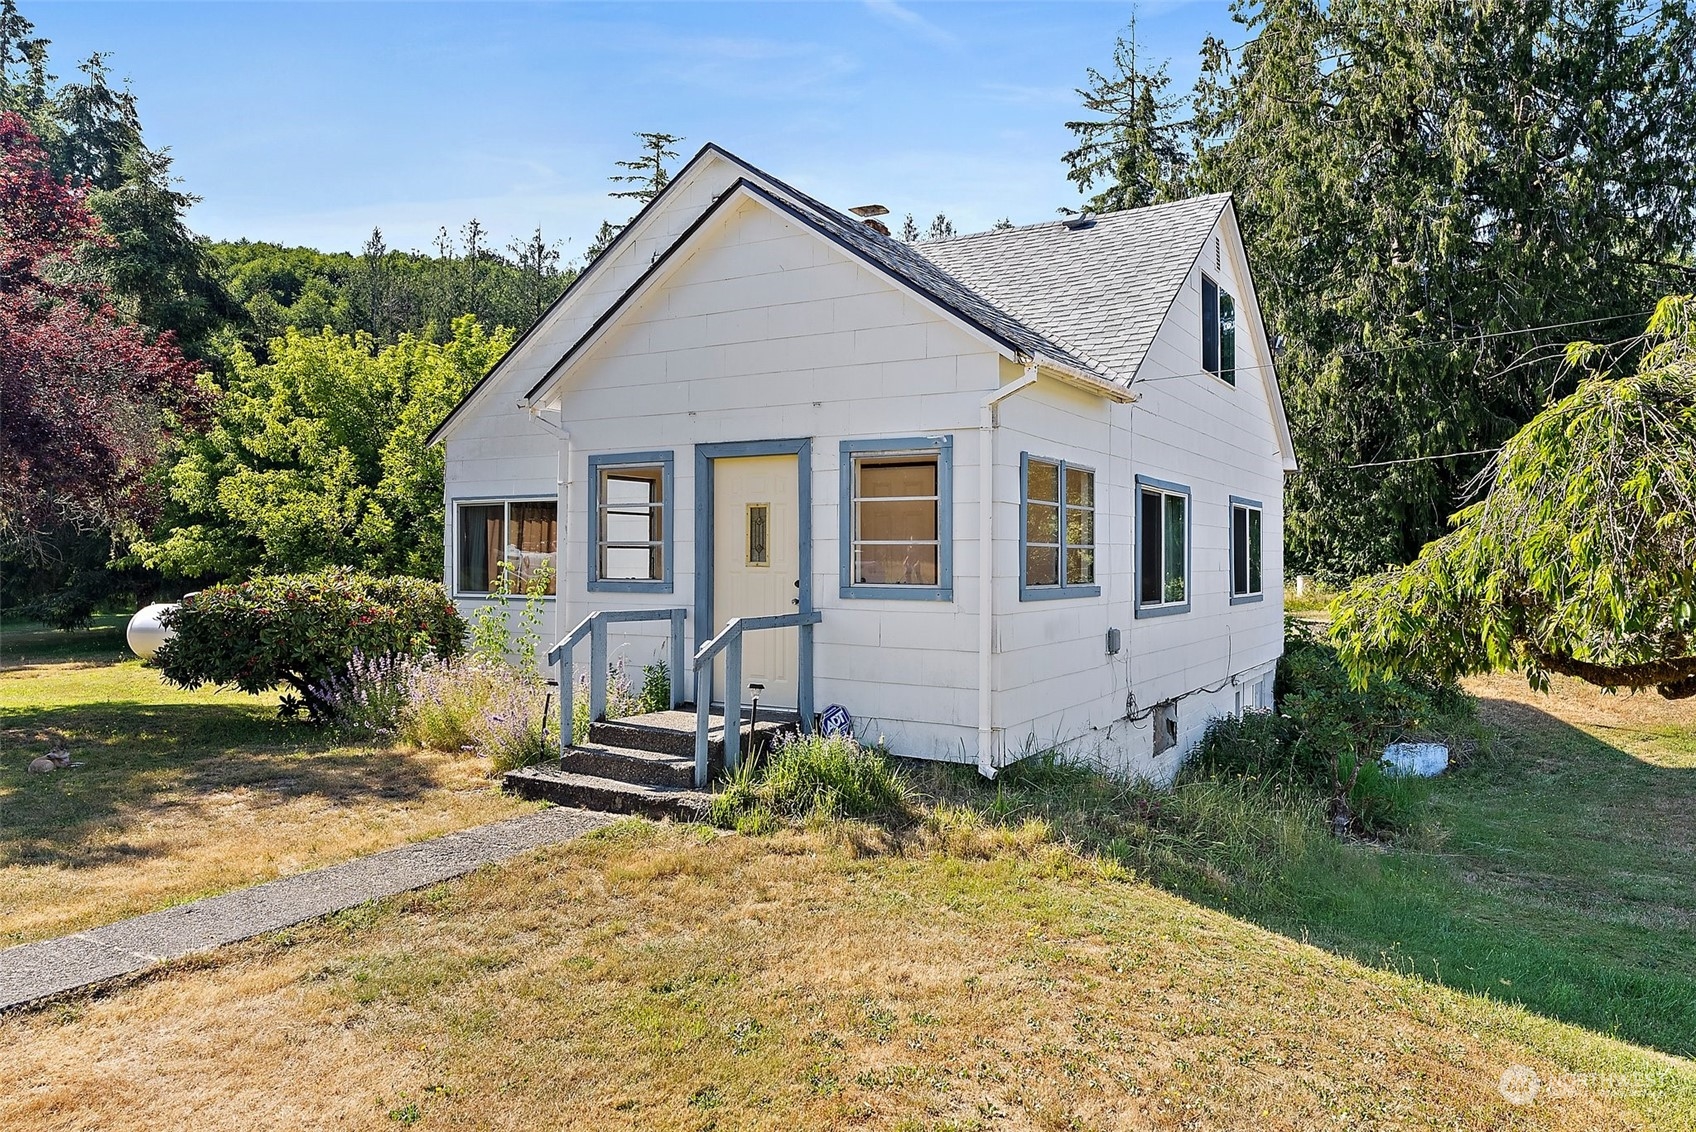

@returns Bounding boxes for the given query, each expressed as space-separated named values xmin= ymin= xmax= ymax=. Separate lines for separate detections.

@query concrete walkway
xmin=0 ymin=806 xmax=614 ymax=1012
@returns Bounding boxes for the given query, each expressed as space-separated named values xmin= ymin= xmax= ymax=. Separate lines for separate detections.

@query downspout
xmin=977 ymin=364 xmax=1040 ymax=778
xmin=523 ymin=404 xmax=572 ymax=648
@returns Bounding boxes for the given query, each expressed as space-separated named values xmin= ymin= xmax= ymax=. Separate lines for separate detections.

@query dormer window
xmin=1202 ymin=274 xmax=1236 ymax=386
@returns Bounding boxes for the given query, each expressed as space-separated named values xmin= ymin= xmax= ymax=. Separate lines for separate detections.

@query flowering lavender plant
xmin=319 ymin=650 xmax=419 ymax=738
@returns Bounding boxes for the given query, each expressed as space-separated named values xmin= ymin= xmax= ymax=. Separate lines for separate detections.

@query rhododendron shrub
xmin=154 ymin=569 xmax=465 ymax=720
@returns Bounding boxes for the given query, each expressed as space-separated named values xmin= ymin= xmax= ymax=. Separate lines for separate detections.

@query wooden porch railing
xmin=546 ymin=608 xmax=686 ymax=756
xmin=691 ymin=611 xmax=821 ymax=787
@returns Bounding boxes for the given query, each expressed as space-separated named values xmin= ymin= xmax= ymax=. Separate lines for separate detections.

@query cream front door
xmin=712 ymin=454 xmax=800 ymax=709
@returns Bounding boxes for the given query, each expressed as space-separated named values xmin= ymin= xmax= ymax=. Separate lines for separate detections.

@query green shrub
xmin=1193 ymin=619 xmax=1476 ymax=836
xmin=156 ymin=569 xmax=464 ymax=721
xmin=638 ymin=662 xmax=671 ymax=714
xmin=710 ymin=734 xmax=911 ymax=829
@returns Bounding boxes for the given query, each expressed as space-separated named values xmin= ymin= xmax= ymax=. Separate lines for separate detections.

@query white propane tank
xmin=127 ymin=602 xmax=179 ymax=661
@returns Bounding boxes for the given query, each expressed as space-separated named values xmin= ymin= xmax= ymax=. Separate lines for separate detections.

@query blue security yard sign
xmin=819 ymin=704 xmax=853 ymax=738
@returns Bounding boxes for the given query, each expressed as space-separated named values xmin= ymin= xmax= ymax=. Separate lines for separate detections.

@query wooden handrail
xmin=550 ymin=608 xmax=687 ymax=757
xmin=692 ymin=610 xmax=821 ymax=786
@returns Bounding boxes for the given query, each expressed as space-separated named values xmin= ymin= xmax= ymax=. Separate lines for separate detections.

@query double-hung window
xmin=1230 ymin=497 xmax=1264 ymax=602
xmin=1136 ymin=476 xmax=1190 ymax=617
xmin=588 ymin=451 xmax=673 ymax=592
xmin=1201 ymin=274 xmax=1236 ymax=385
xmin=840 ymin=436 xmax=953 ymax=600
xmin=456 ymin=499 xmax=558 ymax=596
xmin=1021 ymin=453 xmax=1099 ymax=600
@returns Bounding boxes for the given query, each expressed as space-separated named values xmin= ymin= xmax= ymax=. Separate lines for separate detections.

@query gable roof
xmin=431 ymin=143 xmax=1249 ymax=443
xmin=732 ymin=175 xmax=1107 ymax=380
xmin=915 ymin=195 xmax=1233 ymax=383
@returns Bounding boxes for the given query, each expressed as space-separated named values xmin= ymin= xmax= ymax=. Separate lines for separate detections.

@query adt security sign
xmin=819 ymin=704 xmax=852 ymax=738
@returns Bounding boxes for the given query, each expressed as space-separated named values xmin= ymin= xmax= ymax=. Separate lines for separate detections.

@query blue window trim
xmin=1134 ymin=473 xmax=1192 ymax=619
xmin=448 ymin=494 xmax=560 ymax=602
xmin=1229 ymin=494 xmax=1265 ymax=605
xmin=839 ymin=435 xmax=954 ymax=601
xmin=694 ymin=438 xmax=814 ymax=713
xmin=1018 ymin=451 xmax=1101 ymax=602
xmin=587 ymin=450 xmax=675 ymax=593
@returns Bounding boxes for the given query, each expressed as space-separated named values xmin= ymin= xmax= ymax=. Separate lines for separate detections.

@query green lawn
xmin=1251 ymin=674 xmax=1696 ymax=1059
xmin=0 ymin=618 xmax=533 ymax=943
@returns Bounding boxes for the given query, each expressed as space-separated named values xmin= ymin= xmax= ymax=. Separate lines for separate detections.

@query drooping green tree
xmin=132 ymin=316 xmax=513 ymax=582
xmin=1331 ymin=296 xmax=1696 ymax=700
xmin=1067 ymin=0 xmax=1696 ymax=578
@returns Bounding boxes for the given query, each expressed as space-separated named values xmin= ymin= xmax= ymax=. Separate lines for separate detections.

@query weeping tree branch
xmin=1333 ymin=295 xmax=1696 ymax=700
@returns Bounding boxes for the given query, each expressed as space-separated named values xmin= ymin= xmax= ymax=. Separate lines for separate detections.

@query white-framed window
xmin=588 ymin=451 xmax=674 ymax=593
xmin=1020 ymin=453 xmax=1099 ymax=600
xmin=1202 ymin=274 xmax=1236 ymax=385
xmin=1136 ymin=476 xmax=1190 ymax=617
xmin=1230 ymin=497 xmax=1264 ymax=602
xmin=839 ymin=436 xmax=953 ymax=600
xmin=456 ymin=499 xmax=557 ymax=596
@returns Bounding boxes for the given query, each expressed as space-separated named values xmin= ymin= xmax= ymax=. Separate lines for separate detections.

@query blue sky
xmin=32 ymin=1 xmax=1239 ymax=255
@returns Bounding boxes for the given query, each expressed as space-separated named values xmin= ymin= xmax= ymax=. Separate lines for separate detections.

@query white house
xmin=430 ymin=144 xmax=1296 ymax=786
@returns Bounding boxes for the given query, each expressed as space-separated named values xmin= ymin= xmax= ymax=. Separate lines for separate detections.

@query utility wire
xmin=1129 ymin=308 xmax=1654 ymax=383
xmin=1347 ymin=447 xmax=1499 ymax=470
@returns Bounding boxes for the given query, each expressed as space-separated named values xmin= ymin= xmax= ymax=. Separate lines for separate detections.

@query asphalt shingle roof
xmin=746 ymin=179 xmax=1106 ymax=378
xmin=914 ymin=194 xmax=1233 ymax=385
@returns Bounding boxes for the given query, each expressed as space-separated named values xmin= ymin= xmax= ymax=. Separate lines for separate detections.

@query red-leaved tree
xmin=0 ymin=110 xmax=205 ymax=561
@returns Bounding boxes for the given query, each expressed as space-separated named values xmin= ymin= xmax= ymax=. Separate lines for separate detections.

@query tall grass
xmin=908 ymin=754 xmax=1331 ymax=908
xmin=710 ymin=734 xmax=911 ymax=832
xmin=400 ymin=660 xmax=551 ymax=773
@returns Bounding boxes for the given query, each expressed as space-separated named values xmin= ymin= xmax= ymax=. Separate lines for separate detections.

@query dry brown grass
xmin=3 ymin=822 xmax=1689 ymax=1131
xmin=1 ymin=652 xmax=535 ymax=944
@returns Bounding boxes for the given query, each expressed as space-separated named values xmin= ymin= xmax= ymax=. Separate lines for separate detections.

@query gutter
xmin=976 ymin=365 xmax=1041 ymax=778
xmin=1030 ymin=352 xmax=1138 ymax=404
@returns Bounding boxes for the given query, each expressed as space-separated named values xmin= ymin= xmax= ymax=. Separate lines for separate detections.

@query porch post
xmin=669 ymin=608 xmax=685 ymax=710
xmin=797 ymin=620 xmax=815 ymax=734
xmin=588 ymin=616 xmax=607 ymax=721
xmin=724 ymin=637 xmax=743 ymax=771
xmin=558 ymin=651 xmax=574 ymax=755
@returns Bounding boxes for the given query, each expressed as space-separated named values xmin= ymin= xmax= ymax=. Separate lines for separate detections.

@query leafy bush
xmin=155 ymin=569 xmax=464 ymax=721
xmin=1194 ymin=619 xmax=1477 ymax=835
xmin=468 ymin=561 xmax=553 ymax=667
xmin=710 ymin=734 xmax=911 ymax=831
xmin=638 ymin=661 xmax=671 ymax=714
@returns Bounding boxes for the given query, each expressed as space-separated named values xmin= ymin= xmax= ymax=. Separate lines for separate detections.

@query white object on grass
xmin=126 ymin=602 xmax=179 ymax=660
xmin=1383 ymin=742 xmax=1449 ymax=777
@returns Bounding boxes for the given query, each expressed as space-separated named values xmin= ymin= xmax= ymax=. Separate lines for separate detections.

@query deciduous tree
xmin=133 ymin=317 xmax=512 ymax=581
xmin=0 ymin=112 xmax=204 ymax=564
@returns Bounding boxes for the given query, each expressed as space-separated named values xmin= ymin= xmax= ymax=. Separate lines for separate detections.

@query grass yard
xmin=1245 ymin=674 xmax=1696 ymax=1062
xmin=2 ymin=822 xmax=1690 ymax=1130
xmin=0 ymin=618 xmax=535 ymax=944
xmin=2 ymin=619 xmax=1693 ymax=1129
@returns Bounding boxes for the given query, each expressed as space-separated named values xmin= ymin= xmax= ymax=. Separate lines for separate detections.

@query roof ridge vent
xmin=1062 ymin=213 xmax=1095 ymax=231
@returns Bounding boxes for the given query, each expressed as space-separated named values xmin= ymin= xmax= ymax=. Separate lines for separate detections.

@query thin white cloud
xmin=862 ymin=0 xmax=960 ymax=49
xmin=980 ymin=81 xmax=1079 ymax=106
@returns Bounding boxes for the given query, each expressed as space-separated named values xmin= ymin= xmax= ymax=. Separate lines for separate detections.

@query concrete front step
xmin=590 ymin=708 xmax=797 ymax=761
xmin=501 ymin=767 xmax=712 ymax=822
xmin=561 ymin=742 xmax=696 ymax=789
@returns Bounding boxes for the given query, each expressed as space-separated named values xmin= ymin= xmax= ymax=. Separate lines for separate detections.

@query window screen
xmin=851 ymin=454 xmax=940 ymax=586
